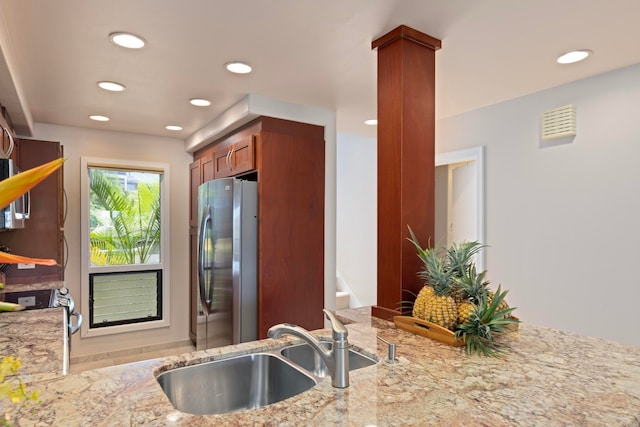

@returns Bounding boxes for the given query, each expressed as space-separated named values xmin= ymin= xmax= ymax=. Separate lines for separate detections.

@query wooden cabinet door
xmin=189 ymin=159 xmax=201 ymax=228
xmin=213 ymin=135 xmax=256 ymax=179
xmin=201 ymin=153 xmax=215 ymax=183
xmin=213 ymin=144 xmax=233 ymax=179
xmin=229 ymin=135 xmax=256 ymax=176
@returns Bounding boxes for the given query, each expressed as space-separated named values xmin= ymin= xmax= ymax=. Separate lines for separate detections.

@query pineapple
xmin=424 ymin=284 xmax=458 ymax=331
xmin=407 ymin=226 xmax=458 ymax=330
xmin=446 ymin=240 xmax=484 ymax=303
xmin=454 ymin=266 xmax=490 ymax=302
xmin=452 ymin=266 xmax=491 ymax=325
xmin=457 ymin=301 xmax=474 ymax=326
xmin=419 ymin=248 xmax=458 ymax=330
xmin=446 ymin=240 xmax=484 ymax=279
xmin=407 ymin=224 xmax=518 ymax=354
xmin=455 ymin=285 xmax=519 ymax=356
xmin=412 ymin=285 xmax=434 ymax=319
xmin=488 ymin=290 xmax=510 ymax=317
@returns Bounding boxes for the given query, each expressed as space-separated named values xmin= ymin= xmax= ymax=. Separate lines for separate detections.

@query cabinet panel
xmin=189 ymin=159 xmax=201 ymax=228
xmin=1 ymin=139 xmax=64 ymax=284
xmin=257 ymin=130 xmax=325 ymax=338
xmin=189 ymin=227 xmax=198 ymax=343
xmin=229 ymin=135 xmax=255 ymax=175
xmin=201 ymin=153 xmax=215 ymax=183
xmin=213 ymin=135 xmax=256 ymax=179
xmin=213 ymin=144 xmax=233 ymax=178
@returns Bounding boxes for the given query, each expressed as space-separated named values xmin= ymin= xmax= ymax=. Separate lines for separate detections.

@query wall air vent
xmin=542 ymin=105 xmax=576 ymax=140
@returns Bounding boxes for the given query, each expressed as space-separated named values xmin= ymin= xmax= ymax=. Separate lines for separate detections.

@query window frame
xmin=80 ymin=157 xmax=171 ymax=337
xmin=89 ymin=269 xmax=163 ymax=328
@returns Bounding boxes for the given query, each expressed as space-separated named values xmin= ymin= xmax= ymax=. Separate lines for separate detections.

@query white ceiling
xmin=1 ymin=0 xmax=639 ymax=141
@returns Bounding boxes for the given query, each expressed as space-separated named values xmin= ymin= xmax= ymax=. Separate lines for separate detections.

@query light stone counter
xmin=0 ymin=308 xmax=66 ymax=379
xmin=3 ymin=307 xmax=640 ymax=426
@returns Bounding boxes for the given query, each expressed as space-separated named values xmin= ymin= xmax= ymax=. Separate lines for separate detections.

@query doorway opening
xmin=434 ymin=146 xmax=485 ymax=270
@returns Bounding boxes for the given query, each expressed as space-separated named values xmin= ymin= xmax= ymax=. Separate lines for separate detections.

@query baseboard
xmin=70 ymin=339 xmax=193 ymax=364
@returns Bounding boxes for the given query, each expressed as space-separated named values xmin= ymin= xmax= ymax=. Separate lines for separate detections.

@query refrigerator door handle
xmin=198 ymin=204 xmax=213 ymax=316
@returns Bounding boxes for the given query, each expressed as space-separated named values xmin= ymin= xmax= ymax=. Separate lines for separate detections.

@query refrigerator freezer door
xmin=196 ymin=178 xmax=257 ymax=350
xmin=196 ymin=179 xmax=234 ymax=350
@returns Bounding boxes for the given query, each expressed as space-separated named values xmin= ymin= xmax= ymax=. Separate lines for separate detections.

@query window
xmin=80 ymin=158 xmax=170 ymax=337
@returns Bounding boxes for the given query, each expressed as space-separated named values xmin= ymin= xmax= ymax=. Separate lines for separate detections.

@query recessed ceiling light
xmin=89 ymin=115 xmax=110 ymax=122
xmin=225 ymin=62 xmax=252 ymax=74
xmin=109 ymin=32 xmax=146 ymax=49
xmin=97 ymin=81 xmax=126 ymax=92
xmin=165 ymin=125 xmax=182 ymax=131
xmin=189 ymin=98 xmax=211 ymax=107
xmin=365 ymin=119 xmax=378 ymax=126
xmin=557 ymin=49 xmax=592 ymax=64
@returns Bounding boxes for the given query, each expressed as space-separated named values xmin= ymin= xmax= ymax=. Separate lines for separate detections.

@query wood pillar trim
xmin=371 ymin=25 xmax=442 ymax=51
xmin=372 ymin=25 xmax=441 ymax=315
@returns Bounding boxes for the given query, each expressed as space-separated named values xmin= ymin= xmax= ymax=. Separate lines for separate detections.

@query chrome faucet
xmin=267 ymin=309 xmax=350 ymax=388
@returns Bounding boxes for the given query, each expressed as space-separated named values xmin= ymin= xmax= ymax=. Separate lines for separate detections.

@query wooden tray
xmin=393 ymin=315 xmax=519 ymax=347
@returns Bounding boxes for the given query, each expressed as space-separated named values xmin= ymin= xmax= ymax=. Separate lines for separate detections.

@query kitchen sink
xmin=156 ymin=353 xmax=317 ymax=415
xmin=280 ymin=342 xmax=378 ymax=378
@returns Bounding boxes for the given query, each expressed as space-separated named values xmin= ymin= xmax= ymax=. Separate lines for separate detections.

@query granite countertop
xmin=0 ymin=308 xmax=66 ymax=380
xmin=3 ymin=307 xmax=640 ymax=426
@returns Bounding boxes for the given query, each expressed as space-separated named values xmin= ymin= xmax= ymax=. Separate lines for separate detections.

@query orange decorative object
xmin=0 ymin=157 xmax=65 ymax=209
xmin=0 ymin=252 xmax=58 ymax=266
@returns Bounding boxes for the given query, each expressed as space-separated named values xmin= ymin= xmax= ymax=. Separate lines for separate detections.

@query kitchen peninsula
xmin=2 ymin=307 xmax=640 ymax=426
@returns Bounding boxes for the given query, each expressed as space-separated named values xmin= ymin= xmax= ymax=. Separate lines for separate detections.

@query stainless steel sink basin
xmin=156 ymin=353 xmax=316 ymax=415
xmin=280 ymin=343 xmax=378 ymax=378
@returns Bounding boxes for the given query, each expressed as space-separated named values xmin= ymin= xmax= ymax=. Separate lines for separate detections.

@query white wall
xmin=337 ymin=62 xmax=640 ymax=347
xmin=336 ymin=132 xmax=376 ymax=307
xmin=30 ymin=123 xmax=192 ymax=357
xmin=434 ymin=165 xmax=448 ymax=250
xmin=437 ymin=63 xmax=640 ymax=346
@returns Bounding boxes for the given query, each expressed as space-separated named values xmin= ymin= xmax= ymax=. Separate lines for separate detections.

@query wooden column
xmin=372 ymin=25 xmax=441 ymax=318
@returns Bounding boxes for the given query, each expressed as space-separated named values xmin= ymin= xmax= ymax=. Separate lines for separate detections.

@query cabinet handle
xmin=228 ymin=148 xmax=235 ymax=171
xmin=1 ymin=125 xmax=15 ymax=158
xmin=225 ymin=149 xmax=232 ymax=171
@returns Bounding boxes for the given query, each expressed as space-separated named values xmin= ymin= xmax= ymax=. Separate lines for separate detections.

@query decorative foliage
xmin=407 ymin=224 xmax=519 ymax=356
xmin=0 ymin=357 xmax=40 ymax=426
xmin=89 ymin=170 xmax=160 ymax=265
xmin=455 ymin=286 xmax=519 ymax=356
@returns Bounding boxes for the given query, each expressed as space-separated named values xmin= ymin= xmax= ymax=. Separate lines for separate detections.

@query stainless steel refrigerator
xmin=196 ymin=178 xmax=258 ymax=350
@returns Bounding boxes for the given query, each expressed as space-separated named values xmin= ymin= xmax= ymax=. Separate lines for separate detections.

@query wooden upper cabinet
xmin=213 ymin=134 xmax=256 ymax=179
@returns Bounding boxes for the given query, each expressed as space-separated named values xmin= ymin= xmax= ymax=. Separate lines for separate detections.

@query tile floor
xmin=71 ymin=344 xmax=195 ymax=373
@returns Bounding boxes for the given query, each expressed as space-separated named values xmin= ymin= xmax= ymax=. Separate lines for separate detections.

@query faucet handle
xmin=377 ymin=335 xmax=397 ymax=363
xmin=323 ymin=309 xmax=348 ymax=341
